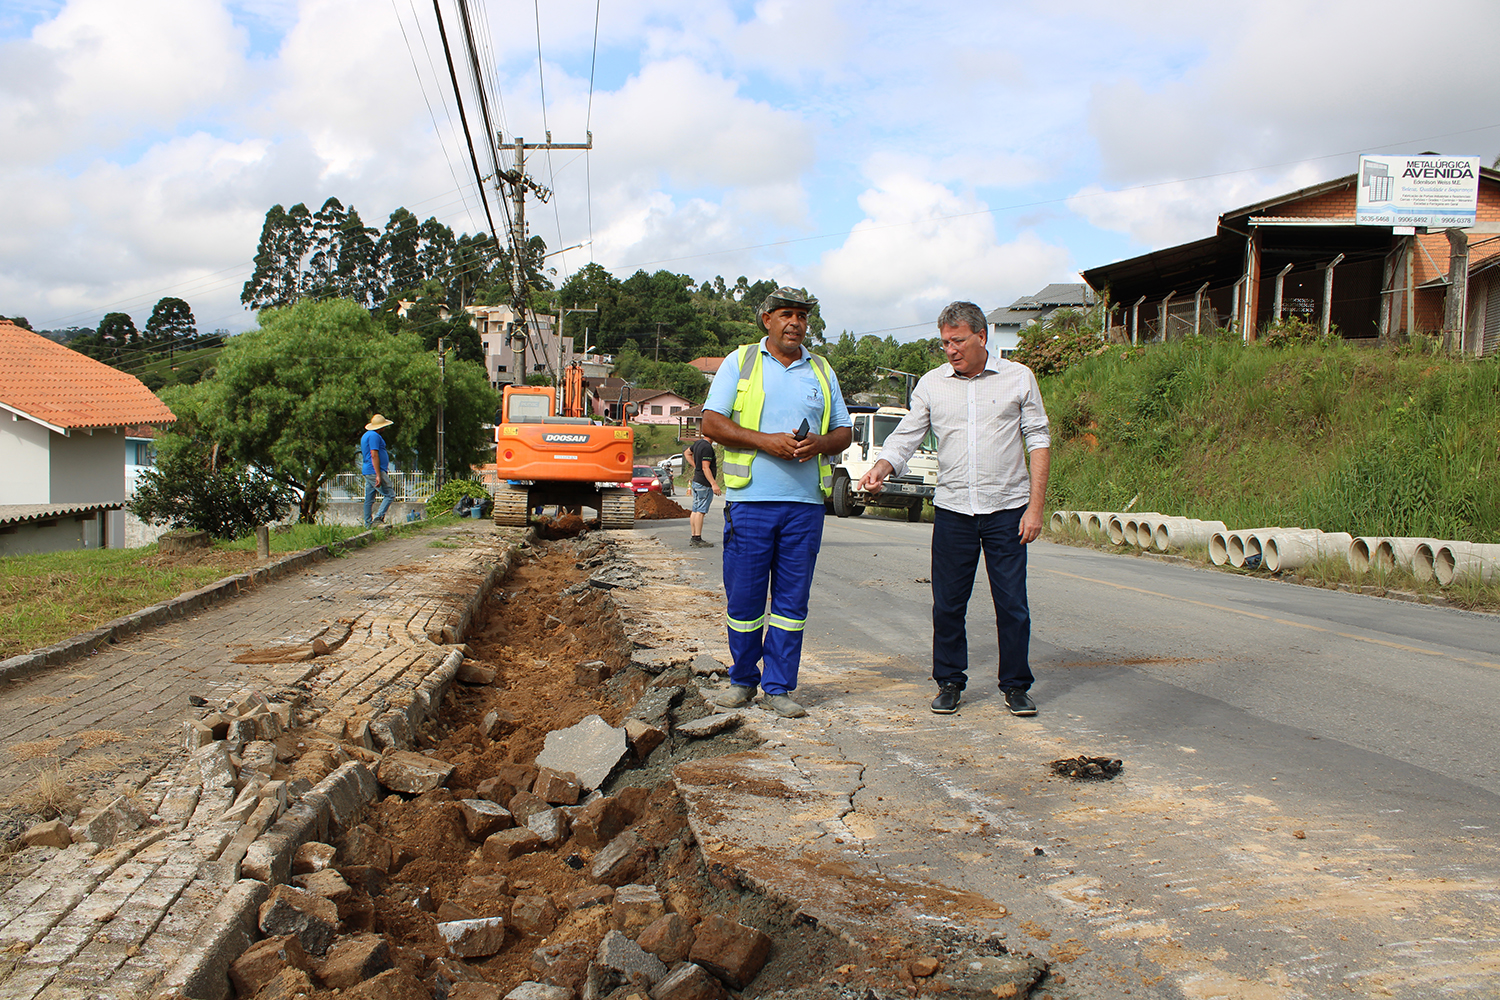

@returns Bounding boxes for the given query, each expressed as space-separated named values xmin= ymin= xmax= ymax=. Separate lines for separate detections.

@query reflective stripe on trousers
xmin=721 ymin=501 xmax=824 ymax=696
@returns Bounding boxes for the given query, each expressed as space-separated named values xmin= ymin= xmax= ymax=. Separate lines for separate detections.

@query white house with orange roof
xmin=0 ymin=320 xmax=176 ymax=555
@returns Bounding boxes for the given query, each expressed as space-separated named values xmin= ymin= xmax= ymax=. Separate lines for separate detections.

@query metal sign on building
xmin=1356 ymin=154 xmax=1480 ymax=228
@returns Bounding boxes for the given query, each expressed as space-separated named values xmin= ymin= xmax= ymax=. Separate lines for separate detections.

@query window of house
xmin=651 ymin=405 xmax=663 ymax=415
xmin=498 ymin=365 xmax=508 ymax=372
xmin=669 ymin=406 xmax=681 ymax=414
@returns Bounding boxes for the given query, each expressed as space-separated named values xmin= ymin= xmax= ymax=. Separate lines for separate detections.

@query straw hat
xmin=365 ymin=414 xmax=394 ymax=431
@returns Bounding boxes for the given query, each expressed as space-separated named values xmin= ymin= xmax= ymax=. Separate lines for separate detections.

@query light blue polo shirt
xmin=703 ymin=339 xmax=852 ymax=503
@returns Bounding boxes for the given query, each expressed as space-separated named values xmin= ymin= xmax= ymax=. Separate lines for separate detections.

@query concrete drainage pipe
xmin=1244 ymin=528 xmax=1314 ymax=569
xmin=1225 ymin=528 xmax=1284 ymax=568
xmin=1264 ymin=531 xmax=1354 ymax=573
xmin=1049 ymin=511 xmax=1071 ymax=533
xmin=1349 ymin=537 xmax=1389 ymax=574
xmin=1435 ymin=542 xmax=1500 ymax=586
xmin=1373 ymin=537 xmax=1443 ymax=574
xmin=1153 ymin=519 xmax=1226 ymax=552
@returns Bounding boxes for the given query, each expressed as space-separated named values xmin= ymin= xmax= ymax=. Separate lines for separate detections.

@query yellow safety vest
xmin=720 ymin=342 xmax=835 ymax=496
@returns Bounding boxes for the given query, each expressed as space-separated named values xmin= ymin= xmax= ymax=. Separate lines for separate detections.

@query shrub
xmin=426 ymin=479 xmax=492 ymax=516
xmin=128 ymin=444 xmax=295 ymax=540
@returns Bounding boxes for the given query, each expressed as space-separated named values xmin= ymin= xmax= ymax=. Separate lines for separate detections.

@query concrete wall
xmin=0 ymin=511 xmax=104 ymax=557
xmin=51 ymin=427 xmax=127 ymax=504
xmin=0 ymin=417 xmax=51 ymax=503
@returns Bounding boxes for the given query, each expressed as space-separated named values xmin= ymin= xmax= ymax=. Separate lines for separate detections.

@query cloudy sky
xmin=4 ymin=0 xmax=1499 ymax=342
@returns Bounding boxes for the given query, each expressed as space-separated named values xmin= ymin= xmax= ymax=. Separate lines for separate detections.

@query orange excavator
xmin=492 ymin=363 xmax=636 ymax=528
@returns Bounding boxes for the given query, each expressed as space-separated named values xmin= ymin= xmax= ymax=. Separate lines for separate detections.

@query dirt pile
xmin=636 ymin=493 xmax=688 ymax=520
xmin=235 ymin=536 xmax=890 ymax=1000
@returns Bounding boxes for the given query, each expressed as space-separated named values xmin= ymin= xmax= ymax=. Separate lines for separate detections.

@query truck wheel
xmin=831 ymin=475 xmax=854 ymax=518
xmin=906 ymin=502 xmax=923 ymax=523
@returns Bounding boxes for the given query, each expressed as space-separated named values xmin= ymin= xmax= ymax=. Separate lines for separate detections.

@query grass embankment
xmin=1040 ymin=338 xmax=1500 ymax=607
xmin=0 ymin=518 xmax=447 ymax=661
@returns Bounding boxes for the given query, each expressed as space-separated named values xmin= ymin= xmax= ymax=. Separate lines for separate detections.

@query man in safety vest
xmin=700 ymin=287 xmax=853 ymax=718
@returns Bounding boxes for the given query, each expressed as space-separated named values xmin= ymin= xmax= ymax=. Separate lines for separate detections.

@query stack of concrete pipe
xmin=1050 ymin=511 xmax=1498 ymax=587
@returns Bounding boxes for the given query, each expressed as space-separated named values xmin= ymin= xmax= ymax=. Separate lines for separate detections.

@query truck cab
xmin=828 ymin=405 xmax=938 ymax=521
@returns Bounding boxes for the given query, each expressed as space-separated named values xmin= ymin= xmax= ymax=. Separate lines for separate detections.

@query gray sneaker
xmin=763 ymin=694 xmax=807 ymax=718
xmin=714 ymin=684 xmax=756 ymax=708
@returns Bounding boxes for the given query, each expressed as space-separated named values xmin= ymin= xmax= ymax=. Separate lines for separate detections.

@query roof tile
xmin=0 ymin=321 xmax=176 ymax=431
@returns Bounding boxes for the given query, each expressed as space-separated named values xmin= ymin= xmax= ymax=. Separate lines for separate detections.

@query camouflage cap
xmin=759 ymin=286 xmax=818 ymax=317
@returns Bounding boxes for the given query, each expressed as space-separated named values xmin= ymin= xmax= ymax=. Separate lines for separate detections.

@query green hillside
xmin=1041 ymin=337 xmax=1500 ymax=543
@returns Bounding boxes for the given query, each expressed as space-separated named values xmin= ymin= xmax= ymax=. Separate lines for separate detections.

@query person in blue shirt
xmin=701 ymin=288 xmax=853 ymax=718
xmin=361 ymin=414 xmax=395 ymax=527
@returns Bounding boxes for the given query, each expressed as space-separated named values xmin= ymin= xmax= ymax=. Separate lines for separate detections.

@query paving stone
xmin=20 ymin=821 xmax=71 ymax=849
xmin=229 ymin=934 xmax=311 ymax=998
xmin=568 ymin=795 xmax=631 ymax=850
xmin=506 ymin=983 xmax=573 ymax=1000
xmin=688 ymin=915 xmax=771 ymax=990
xmin=293 ymin=841 xmax=337 ymax=875
xmin=438 ymin=916 xmax=508 ymax=958
xmin=623 ymin=718 xmax=666 ymax=759
xmin=637 ymin=912 xmax=695 ymax=964
xmin=316 ymin=932 xmax=392 ymax=988
xmin=595 ymin=928 xmax=667 ymax=987
xmin=610 ymin=884 xmax=666 ymax=938
xmin=590 ymin=830 xmax=652 ymax=887
xmin=258 ymin=884 xmax=339 ymax=956
xmin=651 ymin=962 xmax=728 ymax=1000
xmin=294 ymin=868 xmax=352 ymax=905
xmin=534 ymin=715 xmax=627 ymax=792
xmin=533 ymin=768 xmax=582 ymax=805
xmin=509 ymin=894 xmax=560 ymax=936
xmin=342 ymin=965 xmax=431 ymax=1000
xmin=377 ymin=749 xmax=455 ymax=795
xmin=481 ymin=828 xmax=546 ymax=863
xmin=451 ymin=983 xmax=505 ymax=1000
xmin=458 ymin=798 xmax=515 ymax=840
xmin=574 ymin=659 xmax=609 ymax=686
xmin=561 ymin=885 xmax=615 ymax=911
xmin=508 ymin=790 xmax=553 ymax=825
xmin=526 ymin=808 xmax=570 ymax=847
xmin=253 ymin=966 xmax=317 ymax=1000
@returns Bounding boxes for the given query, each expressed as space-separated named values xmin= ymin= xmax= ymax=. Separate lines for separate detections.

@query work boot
xmin=714 ymin=684 xmax=756 ymax=709
xmin=930 ymin=683 xmax=962 ymax=715
xmin=763 ymin=694 xmax=807 ymax=719
xmin=1003 ymin=688 xmax=1037 ymax=716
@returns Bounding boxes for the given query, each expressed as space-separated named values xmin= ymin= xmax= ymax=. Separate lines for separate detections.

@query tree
xmin=127 ymin=438 xmax=294 ymax=540
xmin=144 ymin=297 xmax=197 ymax=348
xmin=98 ymin=312 xmax=138 ymax=345
xmin=2 ymin=315 xmax=32 ymax=330
xmin=242 ymin=204 xmax=313 ymax=309
xmin=191 ymin=298 xmax=451 ymax=522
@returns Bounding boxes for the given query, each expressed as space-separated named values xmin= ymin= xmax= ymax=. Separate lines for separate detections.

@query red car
xmin=629 ymin=465 xmax=662 ymax=494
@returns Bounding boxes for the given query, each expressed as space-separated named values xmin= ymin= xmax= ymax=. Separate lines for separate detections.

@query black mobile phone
xmin=794 ymin=418 xmax=809 ymax=441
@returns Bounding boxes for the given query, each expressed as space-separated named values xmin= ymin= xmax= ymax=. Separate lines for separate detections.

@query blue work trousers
xmin=364 ymin=474 xmax=395 ymax=526
xmin=722 ymin=501 xmax=824 ymax=696
xmin=931 ymin=505 xmax=1033 ymax=692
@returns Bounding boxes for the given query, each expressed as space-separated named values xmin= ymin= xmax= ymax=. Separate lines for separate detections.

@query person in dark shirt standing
xmin=687 ymin=436 xmax=721 ymax=547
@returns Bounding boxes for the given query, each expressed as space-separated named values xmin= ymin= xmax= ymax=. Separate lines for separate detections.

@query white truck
xmin=828 ymin=405 xmax=938 ymax=521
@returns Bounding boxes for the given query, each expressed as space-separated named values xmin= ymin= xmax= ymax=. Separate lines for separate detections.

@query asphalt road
xmin=636 ymin=507 xmax=1500 ymax=998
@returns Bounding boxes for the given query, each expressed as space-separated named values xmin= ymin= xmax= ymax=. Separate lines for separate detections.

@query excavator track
xmin=598 ymin=487 xmax=636 ymax=530
xmin=491 ymin=484 xmax=531 ymax=527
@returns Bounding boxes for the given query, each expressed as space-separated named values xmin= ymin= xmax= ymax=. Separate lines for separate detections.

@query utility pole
xmin=655 ymin=322 xmax=666 ymax=362
xmin=436 ymin=338 xmax=448 ymax=487
xmin=559 ymin=304 xmax=598 ymax=368
xmin=497 ymin=131 xmax=592 ymax=388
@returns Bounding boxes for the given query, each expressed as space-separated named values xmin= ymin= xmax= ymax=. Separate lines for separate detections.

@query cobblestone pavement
xmin=0 ymin=520 xmax=520 ymax=1000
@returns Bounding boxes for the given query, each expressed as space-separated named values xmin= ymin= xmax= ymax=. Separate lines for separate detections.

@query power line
xmin=430 ymin=0 xmax=501 ymax=247
xmin=396 ymin=0 xmax=480 ymax=233
xmin=585 ymin=0 xmax=600 ymax=262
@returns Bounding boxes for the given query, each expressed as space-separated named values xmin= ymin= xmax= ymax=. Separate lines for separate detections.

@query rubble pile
xmin=634 ymin=494 xmax=688 ymax=521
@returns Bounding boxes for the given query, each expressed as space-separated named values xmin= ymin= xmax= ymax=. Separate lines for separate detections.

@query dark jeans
xmin=931 ymin=505 xmax=1033 ymax=692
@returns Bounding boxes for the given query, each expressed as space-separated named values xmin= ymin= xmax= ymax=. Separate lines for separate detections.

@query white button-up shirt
xmin=877 ymin=351 xmax=1050 ymax=516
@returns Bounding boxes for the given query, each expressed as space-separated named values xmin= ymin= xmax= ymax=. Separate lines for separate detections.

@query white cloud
xmin=817 ymin=159 xmax=1073 ymax=335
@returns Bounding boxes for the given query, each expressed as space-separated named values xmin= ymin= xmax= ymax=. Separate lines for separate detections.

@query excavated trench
xmin=245 ymin=535 xmax=1029 ymax=1000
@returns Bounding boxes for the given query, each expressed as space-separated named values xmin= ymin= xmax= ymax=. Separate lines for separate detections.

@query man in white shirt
xmin=859 ymin=301 xmax=1050 ymax=716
